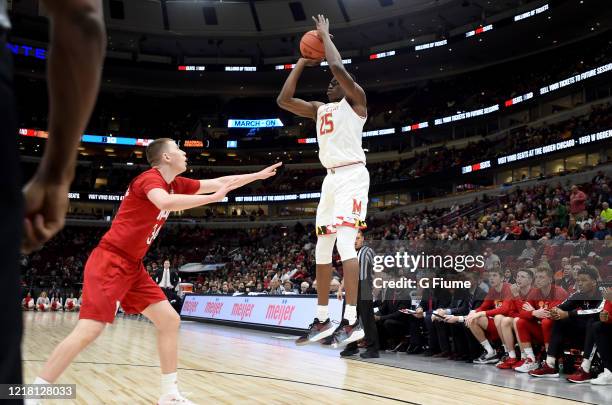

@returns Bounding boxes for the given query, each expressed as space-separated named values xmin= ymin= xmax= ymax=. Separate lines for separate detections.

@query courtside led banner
xmin=180 ymin=294 xmax=343 ymax=330
xmin=227 ymin=119 xmax=283 ymax=128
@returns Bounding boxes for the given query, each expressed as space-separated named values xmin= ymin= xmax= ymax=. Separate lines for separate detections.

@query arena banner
xmin=180 ymin=294 xmax=343 ymax=330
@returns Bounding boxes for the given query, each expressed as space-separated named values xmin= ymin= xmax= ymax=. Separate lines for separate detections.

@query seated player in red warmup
xmin=495 ymin=268 xmax=536 ymax=369
xmin=514 ymin=267 xmax=568 ymax=373
xmin=28 ymin=138 xmax=281 ymax=405
xmin=465 ymin=267 xmax=513 ymax=364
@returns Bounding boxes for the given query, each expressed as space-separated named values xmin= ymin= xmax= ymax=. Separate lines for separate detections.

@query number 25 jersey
xmin=100 ymin=168 xmax=200 ymax=261
xmin=316 ymin=97 xmax=367 ymax=169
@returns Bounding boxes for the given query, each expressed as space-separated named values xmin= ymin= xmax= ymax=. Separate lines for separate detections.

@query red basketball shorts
xmin=80 ymin=244 xmax=166 ymax=323
xmin=485 ymin=317 xmax=500 ymax=341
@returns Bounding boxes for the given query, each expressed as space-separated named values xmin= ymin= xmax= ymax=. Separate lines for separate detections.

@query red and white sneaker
xmin=496 ymin=357 xmax=519 ymax=370
xmin=515 ymin=358 xmax=539 ymax=373
xmin=512 ymin=358 xmax=526 ymax=369
xmin=529 ymin=362 xmax=559 ymax=378
xmin=567 ymin=367 xmax=592 ymax=383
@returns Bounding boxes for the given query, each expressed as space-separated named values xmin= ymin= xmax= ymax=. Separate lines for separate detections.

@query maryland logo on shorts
xmin=494 ymin=300 xmax=503 ymax=308
xmin=352 ymin=198 xmax=362 ymax=216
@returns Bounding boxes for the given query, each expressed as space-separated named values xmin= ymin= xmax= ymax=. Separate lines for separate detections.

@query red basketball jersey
xmin=100 ymin=168 xmax=199 ymax=260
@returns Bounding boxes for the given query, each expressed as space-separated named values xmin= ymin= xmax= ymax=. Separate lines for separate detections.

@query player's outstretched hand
xmin=312 ymin=14 xmax=330 ymax=38
xmin=212 ymin=178 xmax=242 ymax=202
xmin=21 ymin=175 xmax=71 ymax=254
xmin=257 ymin=162 xmax=283 ymax=180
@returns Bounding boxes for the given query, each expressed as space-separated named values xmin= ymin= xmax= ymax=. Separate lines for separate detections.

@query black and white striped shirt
xmin=357 ymin=245 xmax=375 ymax=281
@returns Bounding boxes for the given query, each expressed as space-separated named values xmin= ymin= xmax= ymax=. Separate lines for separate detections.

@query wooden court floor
xmin=22 ymin=312 xmax=586 ymax=405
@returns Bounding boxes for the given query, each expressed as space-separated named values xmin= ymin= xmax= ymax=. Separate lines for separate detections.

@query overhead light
xmin=104 ymin=148 xmax=114 ymax=153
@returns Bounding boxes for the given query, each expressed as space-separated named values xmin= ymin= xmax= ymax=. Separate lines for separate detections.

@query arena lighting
xmin=235 ymin=192 xmax=321 ymax=202
xmin=297 ymin=138 xmax=317 ymax=144
xmin=320 ymin=59 xmax=352 ymax=66
xmin=362 ymin=128 xmax=395 ymax=137
xmin=178 ymin=65 xmax=206 ymax=71
xmin=462 ymin=128 xmax=612 ymax=174
xmin=81 ymin=134 xmax=153 ymax=146
xmin=504 ymin=92 xmax=534 ymax=107
xmin=5 ymin=42 xmax=47 ymax=59
xmin=514 ymin=3 xmax=550 ymax=22
xmin=227 ymin=119 xmax=283 ymax=128
xmin=540 ymin=63 xmax=612 ymax=95
xmin=224 ymin=66 xmax=257 ymax=72
xmin=465 ymin=24 xmax=493 ymax=38
xmin=19 ymin=128 xmax=153 ymax=146
xmin=275 ymin=64 xmax=296 ymax=70
xmin=183 ymin=140 xmax=205 ymax=148
xmin=226 ymin=140 xmax=238 ymax=148
xmin=414 ymin=40 xmax=447 ymax=52
xmin=434 ymin=104 xmax=499 ymax=126
xmin=401 ymin=122 xmax=429 ymax=132
xmin=369 ymin=50 xmax=396 ymax=60
xmin=461 ymin=160 xmax=491 ymax=174
xmin=19 ymin=128 xmax=48 ymax=139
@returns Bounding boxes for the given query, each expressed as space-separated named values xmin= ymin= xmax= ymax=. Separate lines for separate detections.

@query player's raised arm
xmin=277 ymin=58 xmax=323 ymax=120
xmin=313 ymin=14 xmax=367 ymax=117
xmin=197 ymin=162 xmax=282 ymax=194
xmin=146 ymin=178 xmax=242 ymax=212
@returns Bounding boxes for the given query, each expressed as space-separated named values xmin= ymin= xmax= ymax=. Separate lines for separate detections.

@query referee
xmin=339 ymin=229 xmax=380 ymax=358
xmin=0 ymin=0 xmax=105 ymax=395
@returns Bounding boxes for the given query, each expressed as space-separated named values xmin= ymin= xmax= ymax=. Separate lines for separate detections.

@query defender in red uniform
xmin=29 ymin=138 xmax=280 ymax=405
xmin=465 ymin=267 xmax=512 ymax=364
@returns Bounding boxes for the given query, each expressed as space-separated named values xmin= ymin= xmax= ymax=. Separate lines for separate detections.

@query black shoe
xmin=407 ymin=346 xmax=424 ymax=355
xmin=340 ymin=347 xmax=359 ymax=357
xmin=295 ymin=318 xmax=336 ymax=345
xmin=360 ymin=350 xmax=380 ymax=359
xmin=474 ymin=351 xmax=499 ymax=365
xmin=331 ymin=319 xmax=365 ymax=348
xmin=423 ymin=349 xmax=436 ymax=357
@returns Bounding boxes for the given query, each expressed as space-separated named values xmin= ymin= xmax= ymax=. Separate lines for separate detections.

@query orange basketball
xmin=300 ymin=30 xmax=325 ymax=60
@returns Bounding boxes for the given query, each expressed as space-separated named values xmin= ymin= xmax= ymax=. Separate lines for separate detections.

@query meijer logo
xmin=231 ymin=303 xmax=255 ymax=320
xmin=183 ymin=300 xmax=199 ymax=313
xmin=204 ymin=302 xmax=224 ymax=318
xmin=265 ymin=303 xmax=296 ymax=325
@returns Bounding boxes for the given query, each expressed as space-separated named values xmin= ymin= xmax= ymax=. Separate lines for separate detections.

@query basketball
xmin=300 ymin=30 xmax=325 ymax=60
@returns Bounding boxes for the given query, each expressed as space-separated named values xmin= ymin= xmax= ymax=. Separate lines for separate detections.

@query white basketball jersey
xmin=316 ymin=97 xmax=366 ymax=169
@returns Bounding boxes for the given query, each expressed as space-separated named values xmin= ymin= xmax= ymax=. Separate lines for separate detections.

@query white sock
xmin=316 ymin=305 xmax=329 ymax=321
xmin=508 ymin=349 xmax=517 ymax=359
xmin=502 ymin=344 xmax=508 ymax=353
xmin=161 ymin=372 xmax=179 ymax=397
xmin=581 ymin=358 xmax=591 ymax=372
xmin=33 ymin=377 xmax=50 ymax=385
xmin=546 ymin=356 xmax=556 ymax=368
xmin=525 ymin=347 xmax=535 ymax=361
xmin=345 ymin=305 xmax=357 ymax=325
xmin=480 ymin=340 xmax=494 ymax=355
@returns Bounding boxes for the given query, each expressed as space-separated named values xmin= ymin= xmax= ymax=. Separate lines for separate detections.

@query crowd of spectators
xmin=20 ymin=172 xmax=612 ymax=301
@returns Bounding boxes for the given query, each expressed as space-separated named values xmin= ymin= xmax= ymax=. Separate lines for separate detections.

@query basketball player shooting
xmin=277 ymin=14 xmax=369 ymax=347
xmin=27 ymin=139 xmax=281 ymax=405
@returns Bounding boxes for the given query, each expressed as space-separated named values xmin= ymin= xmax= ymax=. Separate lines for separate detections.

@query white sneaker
xmin=158 ymin=393 xmax=197 ymax=404
xmin=591 ymin=368 xmax=612 ymax=385
xmin=514 ymin=358 xmax=539 ymax=373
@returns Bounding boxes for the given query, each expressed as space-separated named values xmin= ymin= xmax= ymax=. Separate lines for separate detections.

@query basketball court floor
xmin=22 ymin=312 xmax=608 ymax=404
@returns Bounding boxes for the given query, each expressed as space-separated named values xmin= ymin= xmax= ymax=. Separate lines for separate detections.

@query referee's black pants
xmin=593 ymin=321 xmax=612 ymax=370
xmin=0 ymin=32 xmax=25 ymax=396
